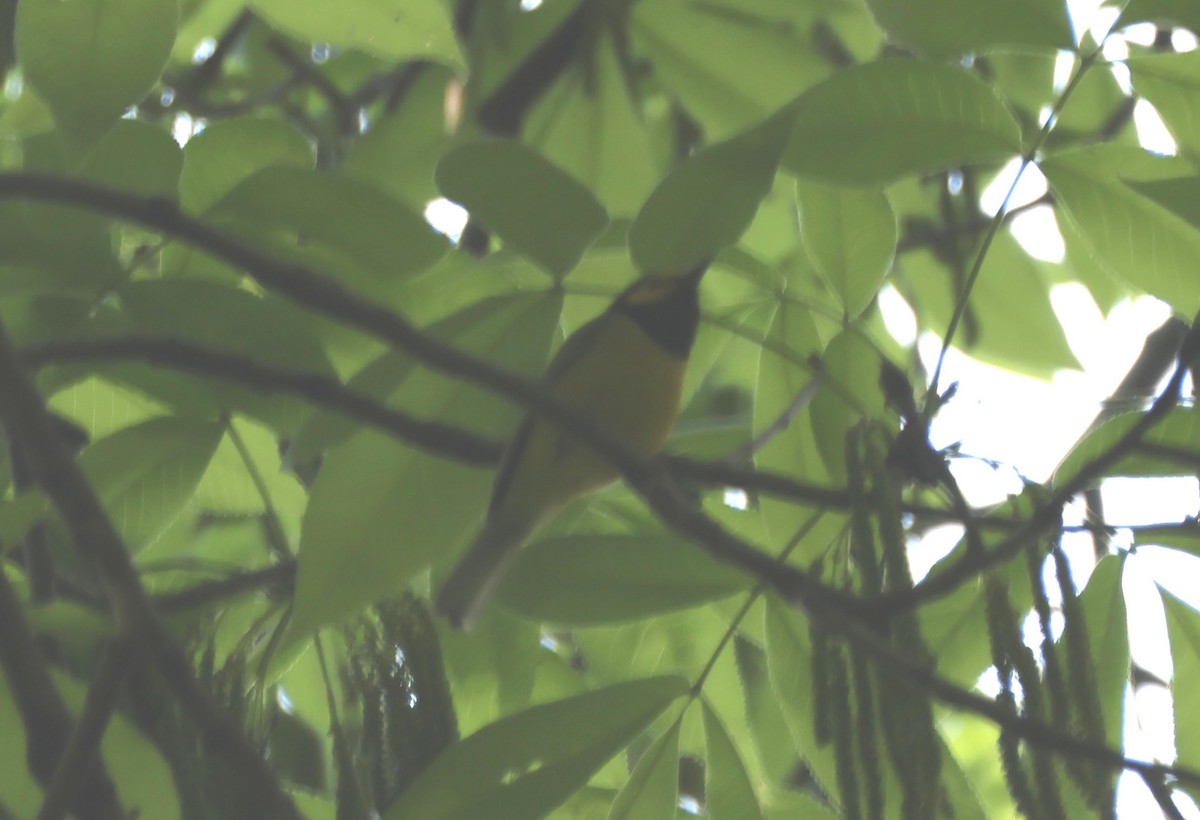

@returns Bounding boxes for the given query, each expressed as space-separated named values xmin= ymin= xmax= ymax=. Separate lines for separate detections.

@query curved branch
xmin=22 ymin=335 xmax=503 ymax=466
xmin=0 ymin=171 xmax=863 ymax=620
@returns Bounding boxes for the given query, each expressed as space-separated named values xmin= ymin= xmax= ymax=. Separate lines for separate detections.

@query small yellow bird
xmin=435 ymin=262 xmax=707 ymax=629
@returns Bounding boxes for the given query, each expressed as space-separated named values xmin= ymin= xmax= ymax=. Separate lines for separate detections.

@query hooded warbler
xmin=435 ymin=261 xmax=708 ymax=629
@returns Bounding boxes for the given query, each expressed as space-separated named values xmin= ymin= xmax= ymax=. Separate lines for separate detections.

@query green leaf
xmin=179 ymin=117 xmax=314 ymax=213
xmin=436 ymin=140 xmax=609 ymax=278
xmin=902 ymin=230 xmax=1078 ymax=378
xmin=1054 ymin=408 xmax=1200 ymax=486
xmin=289 ymin=292 xmax=561 ymax=638
xmin=797 ymin=181 xmax=897 ymax=319
xmin=632 ymin=2 xmax=828 ymax=138
xmin=528 ymin=32 xmax=660 ymax=218
xmin=864 ymin=0 xmax=1072 ymax=54
xmin=784 ymin=60 xmax=1022 ymax=184
xmin=1119 ymin=0 xmax=1200 ymax=30
xmin=1127 ymin=50 xmax=1200 ymax=160
xmin=1162 ymin=582 xmax=1200 ymax=771
xmin=81 ymin=120 xmax=182 ymax=198
xmin=248 ymin=0 xmax=463 ymax=68
xmin=0 ymin=492 xmax=49 ymax=551
xmin=78 ymin=416 xmax=223 ymax=554
xmin=15 ymin=0 xmax=176 ymax=144
xmin=116 ymin=278 xmax=339 ymax=434
xmin=0 ymin=669 xmax=181 ymax=819
xmin=1127 ymin=175 xmax=1200 ymax=231
xmin=1041 ymin=145 xmax=1200 ymax=316
xmin=608 ymin=720 xmax=681 ymax=820
xmin=703 ymin=700 xmax=764 ymax=820
xmin=343 ymin=65 xmax=456 ymax=208
xmin=808 ymin=330 xmax=888 ymax=484
xmin=210 ymin=166 xmax=450 ymax=289
xmin=48 ymin=376 xmax=168 ymax=441
xmin=630 ymin=101 xmax=799 ymax=274
xmin=495 ymin=532 xmax=750 ymax=625
xmin=385 ymin=677 xmax=688 ymax=820
xmin=1066 ymin=555 xmax=1129 ymax=747
xmin=762 ymin=598 xmax=838 ymax=791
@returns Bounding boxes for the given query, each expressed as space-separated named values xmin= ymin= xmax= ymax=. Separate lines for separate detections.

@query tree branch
xmin=22 ymin=334 xmax=502 ymax=466
xmin=0 ymin=567 xmax=124 ymax=820
xmin=36 ymin=637 xmax=133 ymax=820
xmin=0 ymin=171 xmax=863 ymax=621
xmin=0 ymin=317 xmax=300 ymax=819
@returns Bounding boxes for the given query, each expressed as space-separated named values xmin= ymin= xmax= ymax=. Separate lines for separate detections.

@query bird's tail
xmin=434 ymin=515 xmax=535 ymax=630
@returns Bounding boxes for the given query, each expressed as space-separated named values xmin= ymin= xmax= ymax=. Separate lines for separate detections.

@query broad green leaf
xmin=1127 ymin=50 xmax=1200 ymax=160
xmin=495 ymin=532 xmax=750 ymax=625
xmin=864 ymin=0 xmax=1071 ymax=55
xmin=81 ymin=120 xmax=182 ymax=197
xmin=784 ymin=60 xmax=1022 ymax=184
xmin=703 ymin=700 xmax=764 ymax=820
xmin=1041 ymin=146 xmax=1200 ymax=316
xmin=762 ymin=598 xmax=838 ymax=793
xmin=210 ymin=166 xmax=450 ymax=288
xmin=0 ymin=492 xmax=48 ymax=552
xmin=608 ymin=720 xmax=681 ymax=820
xmin=386 ymin=677 xmax=688 ymax=820
xmin=630 ymin=101 xmax=799 ymax=274
xmin=248 ymin=0 xmax=463 ymax=68
xmin=179 ymin=118 xmax=314 ymax=213
xmin=808 ymin=330 xmax=888 ymax=484
xmin=1162 ymin=584 xmax=1200 ymax=771
xmin=1119 ymin=0 xmax=1200 ymax=30
xmin=1064 ymin=555 xmax=1128 ymax=748
xmin=78 ymin=416 xmax=223 ymax=554
xmin=343 ymin=65 xmax=456 ymax=208
xmin=753 ymin=301 xmax=834 ymax=552
xmin=797 ymin=181 xmax=897 ymax=319
xmin=1054 ymin=408 xmax=1200 ymax=486
xmin=48 ymin=376 xmax=168 ymax=441
xmin=1127 ymin=176 xmax=1200 ymax=231
xmin=436 ymin=140 xmax=608 ymax=278
xmin=528 ymin=32 xmax=660 ymax=217
xmin=193 ymin=418 xmax=306 ymax=530
xmin=735 ymin=637 xmax=798 ymax=786
xmin=117 ymin=278 xmax=339 ymax=434
xmin=289 ymin=292 xmax=561 ymax=638
xmin=15 ymin=0 xmax=176 ymax=144
xmin=918 ymin=493 xmax=1037 ymax=686
xmin=903 ymin=230 xmax=1078 ymax=378
xmin=632 ymin=2 xmax=827 ymax=138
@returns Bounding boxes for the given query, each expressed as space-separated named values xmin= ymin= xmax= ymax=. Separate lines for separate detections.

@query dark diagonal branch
xmin=0 ymin=568 xmax=124 ymax=820
xmin=0 ymin=318 xmax=300 ymax=819
xmin=22 ymin=335 xmax=503 ymax=466
xmin=0 ymin=171 xmax=863 ymax=620
xmin=36 ymin=638 xmax=133 ymax=820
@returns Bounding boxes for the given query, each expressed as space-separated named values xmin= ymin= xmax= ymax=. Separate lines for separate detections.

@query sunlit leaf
xmin=15 ymin=0 xmax=176 ymax=144
xmin=248 ymin=0 xmax=463 ymax=68
xmin=784 ymin=60 xmax=1022 ymax=184
xmin=386 ymin=677 xmax=688 ymax=820
xmin=797 ymin=181 xmax=897 ymax=319
xmin=436 ymin=140 xmax=608 ymax=278
xmin=703 ymin=700 xmax=764 ymax=820
xmin=1042 ymin=146 xmax=1200 ymax=316
xmin=496 ymin=532 xmax=750 ymax=625
xmin=1127 ymin=50 xmax=1200 ymax=160
xmin=864 ymin=0 xmax=1071 ymax=54
xmin=608 ymin=720 xmax=681 ymax=820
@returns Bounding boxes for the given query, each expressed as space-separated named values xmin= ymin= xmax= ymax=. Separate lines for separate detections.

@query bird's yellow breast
xmin=496 ymin=312 xmax=687 ymax=524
